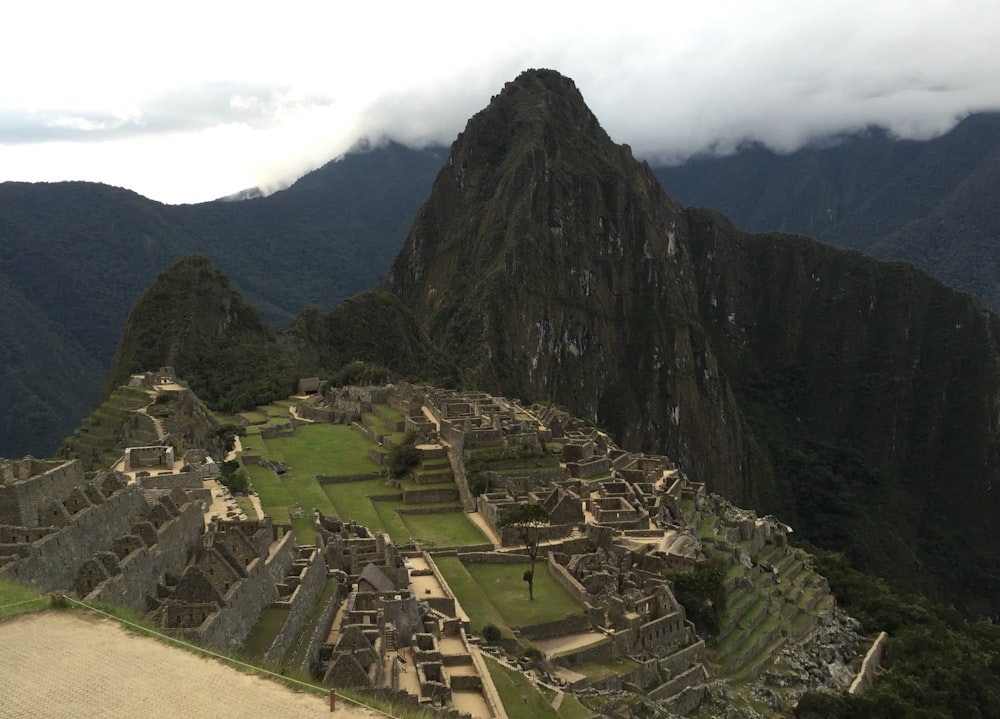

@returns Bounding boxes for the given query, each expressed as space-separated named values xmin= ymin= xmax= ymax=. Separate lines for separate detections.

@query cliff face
xmin=388 ymin=69 xmax=1000 ymax=615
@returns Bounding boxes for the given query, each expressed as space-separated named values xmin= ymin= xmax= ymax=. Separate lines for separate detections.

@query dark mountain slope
xmin=102 ymin=254 xmax=296 ymax=412
xmin=688 ymin=212 xmax=1000 ymax=614
xmin=0 ymin=277 xmax=105 ymax=457
xmin=653 ymin=113 xmax=1000 ymax=311
xmin=388 ymin=69 xmax=1000 ymax=615
xmin=285 ymin=290 xmax=457 ymax=387
xmin=389 ymin=69 xmax=767 ymax=508
xmin=0 ymin=142 xmax=442 ymax=457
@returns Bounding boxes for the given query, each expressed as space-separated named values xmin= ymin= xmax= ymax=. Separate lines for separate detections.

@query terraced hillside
xmin=57 ymin=386 xmax=166 ymax=471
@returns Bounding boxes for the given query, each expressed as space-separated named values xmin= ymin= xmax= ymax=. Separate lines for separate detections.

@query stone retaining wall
xmin=197 ymin=531 xmax=297 ymax=652
xmin=849 ymin=631 xmax=888 ymax=695
xmin=86 ymin=501 xmax=205 ymax=612
xmin=316 ymin=472 xmax=382 ymax=484
xmin=300 ymin=580 xmax=348 ymax=676
xmin=263 ymin=549 xmax=329 ymax=666
xmin=3 ymin=487 xmax=151 ymax=592
xmin=403 ymin=487 xmax=459 ymax=504
xmin=0 ymin=459 xmax=84 ymax=527
xmin=137 ymin=470 xmax=203 ymax=490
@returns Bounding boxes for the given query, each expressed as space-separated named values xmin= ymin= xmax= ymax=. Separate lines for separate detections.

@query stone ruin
xmin=316 ymin=517 xmax=471 ymax=708
xmin=0 ymin=457 xmax=205 ymax=615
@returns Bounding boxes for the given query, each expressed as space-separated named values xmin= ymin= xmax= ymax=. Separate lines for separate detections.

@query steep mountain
xmin=102 ymin=254 xmax=297 ymax=412
xmin=285 ymin=290 xmax=458 ymax=387
xmin=388 ymin=68 xmax=1000 ymax=616
xmin=652 ymin=113 xmax=1000 ymax=311
xmin=0 ymin=142 xmax=442 ymax=457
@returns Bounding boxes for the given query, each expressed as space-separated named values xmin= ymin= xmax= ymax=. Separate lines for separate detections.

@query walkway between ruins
xmin=0 ymin=612 xmax=380 ymax=719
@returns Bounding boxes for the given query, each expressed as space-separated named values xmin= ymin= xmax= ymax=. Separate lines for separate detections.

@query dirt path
xmin=0 ymin=612 xmax=381 ymax=719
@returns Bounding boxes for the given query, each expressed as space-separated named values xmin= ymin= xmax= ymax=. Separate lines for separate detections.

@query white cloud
xmin=2 ymin=0 xmax=999 ymax=203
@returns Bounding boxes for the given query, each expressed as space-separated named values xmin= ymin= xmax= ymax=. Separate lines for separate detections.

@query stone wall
xmin=402 ymin=487 xmax=459 ymax=504
xmin=138 ymin=470 xmax=203 ymax=491
xmin=0 ymin=459 xmax=85 ymax=527
xmin=316 ymin=472 xmax=382 ymax=485
xmin=3 ymin=487 xmax=152 ymax=592
xmin=86 ymin=501 xmax=205 ymax=612
xmin=516 ymin=612 xmax=591 ymax=640
xmin=849 ymin=631 xmax=888 ymax=695
xmin=263 ymin=548 xmax=329 ymax=666
xmin=300 ymin=580 xmax=348 ymax=676
xmin=196 ymin=531 xmax=298 ymax=652
xmin=547 ymin=552 xmax=589 ymax=606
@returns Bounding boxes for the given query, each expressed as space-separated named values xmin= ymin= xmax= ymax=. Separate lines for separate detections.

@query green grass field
xmin=242 ymin=406 xmax=483 ymax=546
xmin=434 ymin=556 xmax=584 ymax=634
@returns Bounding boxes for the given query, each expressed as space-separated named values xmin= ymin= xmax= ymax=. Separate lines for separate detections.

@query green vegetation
xmin=0 ymin=578 xmax=50 ymax=619
xmin=58 ymin=386 xmax=159 ymax=471
xmin=243 ymin=415 xmax=482 ymax=546
xmin=104 ymin=256 xmax=299 ymax=414
xmin=241 ymin=607 xmax=289 ymax=660
xmin=288 ymin=290 xmax=458 ymax=389
xmin=483 ymin=655 xmax=561 ymax=719
xmin=498 ymin=502 xmax=550 ymax=600
xmin=435 ymin=556 xmax=583 ymax=632
xmin=387 ymin=434 xmax=421 ymax=478
xmin=794 ymin=545 xmax=1000 ymax=718
xmin=666 ymin=560 xmax=727 ymax=636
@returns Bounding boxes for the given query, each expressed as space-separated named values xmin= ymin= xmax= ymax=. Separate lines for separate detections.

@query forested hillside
xmin=653 ymin=113 xmax=1000 ymax=311
xmin=0 ymin=142 xmax=442 ymax=457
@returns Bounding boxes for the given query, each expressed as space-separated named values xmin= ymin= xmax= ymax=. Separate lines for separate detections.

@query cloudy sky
xmin=2 ymin=0 xmax=999 ymax=204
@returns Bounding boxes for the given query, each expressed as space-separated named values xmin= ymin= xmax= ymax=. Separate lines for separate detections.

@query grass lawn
xmin=557 ymin=693 xmax=594 ymax=719
xmin=434 ymin=556 xmax=511 ymax=636
xmin=241 ymin=607 xmax=289 ymax=660
xmin=234 ymin=496 xmax=258 ymax=520
xmin=266 ymin=424 xmax=380 ymax=477
xmin=435 ymin=557 xmax=584 ymax=634
xmin=284 ymin=579 xmax=338 ymax=670
xmin=323 ymin=479 xmax=398 ymax=529
xmin=398 ymin=512 xmax=487 ymax=548
xmin=245 ymin=464 xmax=294 ymax=525
xmin=462 ymin=560 xmax=584 ymax=627
xmin=483 ymin=655 xmax=560 ymax=719
xmin=374 ymin=403 xmax=404 ymax=422
xmin=0 ymin=578 xmax=49 ymax=619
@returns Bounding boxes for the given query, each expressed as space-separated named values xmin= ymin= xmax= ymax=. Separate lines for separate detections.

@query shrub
xmin=482 ymin=624 xmax=502 ymax=644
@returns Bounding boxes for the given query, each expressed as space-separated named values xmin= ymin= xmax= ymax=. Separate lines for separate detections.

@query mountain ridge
xmin=0 ymin=141 xmax=443 ymax=457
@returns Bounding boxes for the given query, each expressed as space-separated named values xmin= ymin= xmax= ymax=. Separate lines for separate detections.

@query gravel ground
xmin=0 ymin=612 xmax=380 ymax=719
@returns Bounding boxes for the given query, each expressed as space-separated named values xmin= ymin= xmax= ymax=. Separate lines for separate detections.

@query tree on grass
xmin=498 ymin=502 xmax=550 ymax=600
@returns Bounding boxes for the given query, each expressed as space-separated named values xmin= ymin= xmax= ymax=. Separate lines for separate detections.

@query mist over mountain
xmin=653 ymin=112 xmax=1000 ymax=312
xmin=0 ymin=142 xmax=442 ymax=457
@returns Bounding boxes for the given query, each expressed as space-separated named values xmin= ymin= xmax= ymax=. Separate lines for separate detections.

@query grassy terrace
xmin=282 ymin=579 xmax=338 ymax=671
xmin=484 ymin=655 xmax=561 ymax=719
xmin=241 ymin=607 xmax=289 ymax=660
xmin=0 ymin=578 xmax=49 ymax=619
xmin=241 ymin=408 xmax=485 ymax=547
xmin=434 ymin=556 xmax=584 ymax=636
